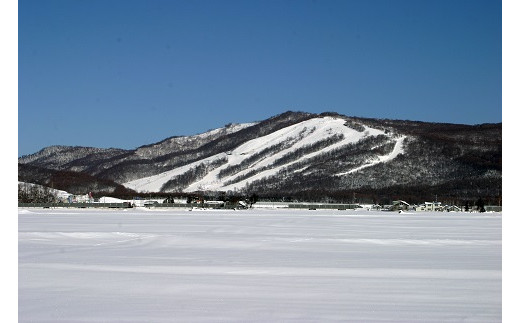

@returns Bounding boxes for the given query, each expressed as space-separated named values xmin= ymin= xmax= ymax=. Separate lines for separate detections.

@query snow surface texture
xmin=122 ymin=117 xmax=399 ymax=192
xmin=19 ymin=208 xmax=501 ymax=322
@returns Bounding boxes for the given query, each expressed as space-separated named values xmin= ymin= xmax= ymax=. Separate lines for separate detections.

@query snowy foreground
xmin=19 ymin=208 xmax=501 ymax=322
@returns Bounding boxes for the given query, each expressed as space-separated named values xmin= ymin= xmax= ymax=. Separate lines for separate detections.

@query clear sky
xmin=18 ymin=0 xmax=502 ymax=156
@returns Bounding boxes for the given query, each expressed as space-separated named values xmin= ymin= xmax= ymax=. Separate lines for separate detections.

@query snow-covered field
xmin=19 ymin=208 xmax=501 ymax=322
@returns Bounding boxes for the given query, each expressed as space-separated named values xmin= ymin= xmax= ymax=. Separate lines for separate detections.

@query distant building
xmin=68 ymin=193 xmax=92 ymax=203
xmin=415 ymin=202 xmax=443 ymax=212
xmin=391 ymin=200 xmax=410 ymax=211
xmin=445 ymin=205 xmax=462 ymax=212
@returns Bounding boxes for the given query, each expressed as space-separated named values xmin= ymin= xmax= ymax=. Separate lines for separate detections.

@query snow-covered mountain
xmin=123 ymin=116 xmax=399 ymax=192
xmin=18 ymin=111 xmax=501 ymax=203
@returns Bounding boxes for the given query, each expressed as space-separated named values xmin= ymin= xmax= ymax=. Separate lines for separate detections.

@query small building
xmin=415 ymin=202 xmax=443 ymax=212
xmin=445 ymin=205 xmax=461 ymax=212
xmin=68 ymin=193 xmax=92 ymax=203
xmin=237 ymin=201 xmax=249 ymax=209
xmin=391 ymin=200 xmax=410 ymax=211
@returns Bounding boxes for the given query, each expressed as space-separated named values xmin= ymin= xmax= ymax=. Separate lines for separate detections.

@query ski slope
xmin=19 ymin=208 xmax=502 ymax=322
xmin=335 ymin=135 xmax=407 ymax=176
xmin=123 ymin=116 xmax=400 ymax=192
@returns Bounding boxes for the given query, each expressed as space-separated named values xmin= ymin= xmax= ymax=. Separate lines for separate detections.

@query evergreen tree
xmin=476 ymin=198 xmax=486 ymax=213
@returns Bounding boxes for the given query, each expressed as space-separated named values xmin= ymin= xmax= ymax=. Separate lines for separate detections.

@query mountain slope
xmin=18 ymin=111 xmax=501 ymax=203
xmin=122 ymin=116 xmax=397 ymax=192
xmin=18 ymin=163 xmax=135 ymax=195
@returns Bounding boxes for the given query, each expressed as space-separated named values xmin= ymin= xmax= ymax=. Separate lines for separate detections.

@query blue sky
xmin=18 ymin=0 xmax=502 ymax=156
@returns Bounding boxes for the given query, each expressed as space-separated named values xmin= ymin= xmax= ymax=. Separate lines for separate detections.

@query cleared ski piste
xmin=19 ymin=208 xmax=501 ymax=322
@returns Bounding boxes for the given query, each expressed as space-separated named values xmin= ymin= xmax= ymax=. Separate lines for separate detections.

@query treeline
xmin=160 ymin=157 xmax=228 ymax=191
xmin=250 ymin=177 xmax=502 ymax=206
xmin=18 ymin=163 xmax=136 ymax=195
xmin=18 ymin=183 xmax=58 ymax=203
xmin=84 ymin=178 xmax=500 ymax=207
xmin=18 ymin=145 xmax=128 ymax=173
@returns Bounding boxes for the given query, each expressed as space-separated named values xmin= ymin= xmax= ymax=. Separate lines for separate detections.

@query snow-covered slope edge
xmin=123 ymin=116 xmax=403 ymax=193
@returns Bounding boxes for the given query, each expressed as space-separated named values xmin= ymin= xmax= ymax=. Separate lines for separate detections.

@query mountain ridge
xmin=18 ymin=111 xmax=501 ymax=204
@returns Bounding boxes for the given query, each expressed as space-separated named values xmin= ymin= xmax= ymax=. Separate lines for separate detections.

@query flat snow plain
xmin=19 ymin=208 xmax=501 ymax=322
